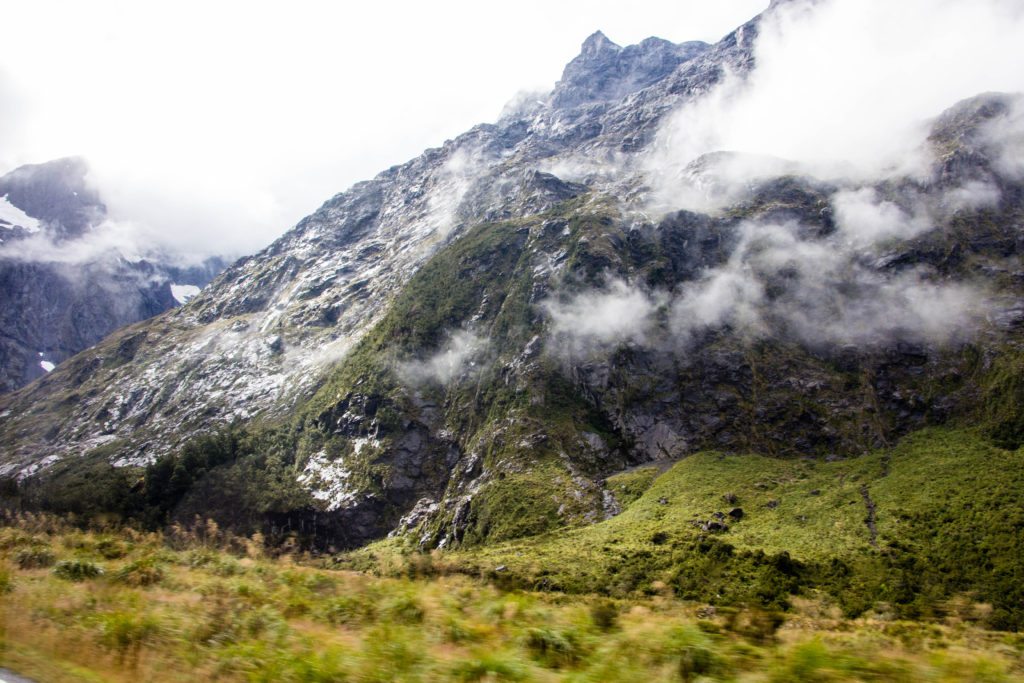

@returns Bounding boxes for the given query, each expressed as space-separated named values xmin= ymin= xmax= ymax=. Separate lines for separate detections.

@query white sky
xmin=0 ymin=0 xmax=767 ymax=260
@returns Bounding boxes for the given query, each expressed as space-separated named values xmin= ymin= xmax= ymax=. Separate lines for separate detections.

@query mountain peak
xmin=580 ymin=30 xmax=620 ymax=56
xmin=552 ymin=31 xmax=709 ymax=110
xmin=0 ymin=155 xmax=105 ymax=241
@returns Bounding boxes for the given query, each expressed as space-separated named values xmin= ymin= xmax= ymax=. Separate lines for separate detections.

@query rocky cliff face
xmin=1 ymin=4 xmax=1021 ymax=552
xmin=0 ymin=158 xmax=223 ymax=392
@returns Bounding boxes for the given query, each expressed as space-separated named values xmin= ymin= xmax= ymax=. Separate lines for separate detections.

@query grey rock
xmin=551 ymin=31 xmax=709 ymax=110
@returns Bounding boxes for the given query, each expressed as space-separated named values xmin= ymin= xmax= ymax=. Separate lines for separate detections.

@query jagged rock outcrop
xmin=551 ymin=31 xmax=709 ymax=110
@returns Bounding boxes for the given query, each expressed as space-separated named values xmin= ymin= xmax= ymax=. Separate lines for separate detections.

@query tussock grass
xmin=0 ymin=510 xmax=1021 ymax=681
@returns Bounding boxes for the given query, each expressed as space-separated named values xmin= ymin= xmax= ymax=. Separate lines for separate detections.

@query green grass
xmin=1 ymin=514 xmax=1022 ymax=682
xmin=605 ymin=465 xmax=663 ymax=509
xmin=428 ymin=428 xmax=1024 ymax=626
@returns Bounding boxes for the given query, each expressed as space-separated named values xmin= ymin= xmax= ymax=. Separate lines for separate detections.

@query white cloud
xmin=645 ymin=0 xmax=1024 ymax=211
xmin=944 ymin=181 xmax=1002 ymax=212
xmin=983 ymin=98 xmax=1024 ymax=179
xmin=544 ymin=213 xmax=987 ymax=358
xmin=543 ymin=278 xmax=666 ymax=357
xmin=398 ymin=330 xmax=490 ymax=386
xmin=0 ymin=219 xmax=149 ymax=264
xmin=668 ymin=219 xmax=985 ymax=349
xmin=670 ymin=259 xmax=766 ymax=342
xmin=832 ymin=188 xmax=932 ymax=248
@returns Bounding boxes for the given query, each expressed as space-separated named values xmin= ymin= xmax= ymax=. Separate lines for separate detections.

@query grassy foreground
xmin=0 ymin=515 xmax=1021 ymax=681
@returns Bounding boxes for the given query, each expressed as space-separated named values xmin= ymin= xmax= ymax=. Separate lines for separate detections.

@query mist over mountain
xmin=0 ymin=158 xmax=225 ymax=392
xmin=1 ymin=0 xmax=1023 ymax=636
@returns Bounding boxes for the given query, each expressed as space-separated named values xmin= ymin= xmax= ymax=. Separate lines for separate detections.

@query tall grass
xmin=0 ymin=511 xmax=1021 ymax=681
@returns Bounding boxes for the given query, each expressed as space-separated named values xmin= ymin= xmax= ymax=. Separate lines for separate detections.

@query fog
xmin=645 ymin=0 xmax=1024 ymax=211
xmin=399 ymin=331 xmax=490 ymax=386
xmin=543 ymin=278 xmax=666 ymax=358
xmin=542 ymin=0 xmax=1021 ymax=358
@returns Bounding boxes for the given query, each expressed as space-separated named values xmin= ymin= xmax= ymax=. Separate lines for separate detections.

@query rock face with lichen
xmin=1 ymin=4 xmax=1022 ymax=554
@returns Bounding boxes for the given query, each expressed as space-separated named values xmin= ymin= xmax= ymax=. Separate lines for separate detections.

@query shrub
xmin=95 ymin=537 xmax=130 ymax=559
xmin=442 ymin=617 xmax=486 ymax=644
xmin=53 ymin=559 xmax=103 ymax=581
xmin=210 ymin=557 xmax=244 ymax=577
xmin=678 ymin=645 xmax=717 ymax=682
xmin=450 ymin=653 xmax=527 ymax=681
xmin=381 ymin=592 xmax=424 ymax=624
xmin=0 ymin=566 xmax=12 ymax=593
xmin=98 ymin=611 xmax=162 ymax=655
xmin=0 ymin=529 xmax=38 ymax=549
xmin=590 ymin=599 xmax=619 ymax=632
xmin=659 ymin=625 xmax=723 ymax=679
xmin=523 ymin=626 xmax=586 ymax=669
xmin=321 ymin=594 xmax=377 ymax=625
xmin=15 ymin=546 xmax=56 ymax=569
xmin=358 ymin=624 xmax=424 ymax=682
xmin=114 ymin=556 xmax=165 ymax=586
xmin=723 ymin=607 xmax=785 ymax=644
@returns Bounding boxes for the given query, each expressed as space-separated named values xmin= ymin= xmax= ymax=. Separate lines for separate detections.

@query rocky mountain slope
xmin=0 ymin=6 xmax=763 ymax=471
xmin=0 ymin=158 xmax=223 ymax=392
xmin=0 ymin=1 xmax=1021 ymax=624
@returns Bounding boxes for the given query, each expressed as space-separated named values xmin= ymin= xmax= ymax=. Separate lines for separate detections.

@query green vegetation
xmin=606 ymin=465 xmax=664 ymax=508
xmin=973 ymin=345 xmax=1024 ymax=450
xmin=1 ymin=513 xmax=1022 ymax=682
xmin=355 ymin=428 xmax=1024 ymax=630
xmin=15 ymin=425 xmax=317 ymax=546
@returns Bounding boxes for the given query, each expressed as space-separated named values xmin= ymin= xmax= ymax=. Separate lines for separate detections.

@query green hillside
xmin=355 ymin=428 xmax=1024 ymax=630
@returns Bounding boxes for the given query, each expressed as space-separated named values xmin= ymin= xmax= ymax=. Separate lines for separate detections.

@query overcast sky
xmin=0 ymin=0 xmax=768 ymax=260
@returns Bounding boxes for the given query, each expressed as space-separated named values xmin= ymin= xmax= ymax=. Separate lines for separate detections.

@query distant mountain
xmin=0 ymin=157 xmax=224 ymax=392
xmin=0 ymin=156 xmax=105 ymax=241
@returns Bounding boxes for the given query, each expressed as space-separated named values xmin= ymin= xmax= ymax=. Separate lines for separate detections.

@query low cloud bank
xmin=644 ymin=0 xmax=1024 ymax=213
xmin=543 ymin=278 xmax=666 ymax=358
xmin=0 ymin=219 xmax=150 ymax=264
xmin=543 ymin=189 xmax=989 ymax=357
xmin=398 ymin=331 xmax=491 ymax=386
xmin=667 ymin=220 xmax=983 ymax=349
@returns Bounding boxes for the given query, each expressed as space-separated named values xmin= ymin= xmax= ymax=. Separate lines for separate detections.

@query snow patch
xmin=298 ymin=450 xmax=359 ymax=511
xmin=170 ymin=283 xmax=201 ymax=305
xmin=0 ymin=195 xmax=41 ymax=232
xmin=351 ymin=436 xmax=381 ymax=455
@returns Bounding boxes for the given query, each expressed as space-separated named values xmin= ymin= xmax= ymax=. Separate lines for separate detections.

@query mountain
xmin=0 ymin=5 xmax=764 ymax=471
xmin=1 ymin=2 xmax=1022 ymax=626
xmin=0 ymin=157 xmax=225 ymax=392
